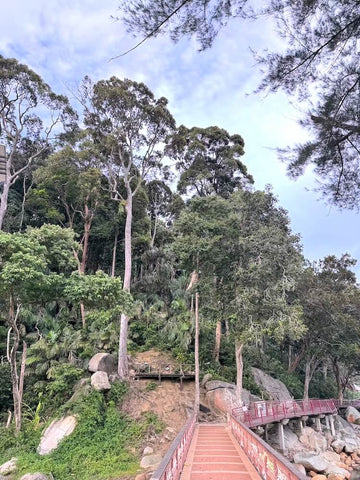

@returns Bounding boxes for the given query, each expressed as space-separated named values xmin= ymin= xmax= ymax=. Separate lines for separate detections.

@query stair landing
xmin=180 ymin=424 xmax=261 ymax=480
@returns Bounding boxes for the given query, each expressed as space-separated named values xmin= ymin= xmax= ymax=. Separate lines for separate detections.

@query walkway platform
xmin=180 ymin=424 xmax=261 ymax=480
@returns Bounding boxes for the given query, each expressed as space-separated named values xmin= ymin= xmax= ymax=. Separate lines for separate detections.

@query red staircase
xmin=180 ymin=424 xmax=261 ymax=480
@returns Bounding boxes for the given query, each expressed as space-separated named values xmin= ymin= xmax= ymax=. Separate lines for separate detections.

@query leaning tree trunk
xmin=235 ymin=342 xmax=244 ymax=405
xmin=111 ymin=229 xmax=119 ymax=277
xmin=118 ymin=190 xmax=132 ymax=379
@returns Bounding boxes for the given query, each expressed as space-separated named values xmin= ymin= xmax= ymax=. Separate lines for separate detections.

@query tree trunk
xmin=111 ymin=229 xmax=119 ymax=277
xmin=118 ymin=191 xmax=132 ymax=379
xmin=235 ymin=342 xmax=244 ymax=404
xmin=303 ymin=360 xmax=311 ymax=401
xmin=194 ymin=292 xmax=200 ymax=416
xmin=0 ymin=180 xmax=10 ymax=231
xmin=214 ymin=321 xmax=221 ymax=363
xmin=288 ymin=342 xmax=306 ymax=374
xmin=80 ymin=203 xmax=91 ymax=274
xmin=332 ymin=357 xmax=344 ymax=404
xmin=7 ymin=296 xmax=24 ymax=433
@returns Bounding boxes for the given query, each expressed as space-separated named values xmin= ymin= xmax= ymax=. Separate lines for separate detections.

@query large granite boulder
xmin=293 ymin=452 xmax=329 ymax=472
xmin=205 ymin=381 xmax=235 ymax=391
xmin=345 ymin=406 xmax=360 ymax=425
xmin=20 ymin=474 xmax=49 ymax=480
xmin=88 ymin=353 xmax=117 ymax=374
xmin=251 ymin=367 xmax=292 ymax=401
xmin=299 ymin=427 xmax=327 ymax=453
xmin=333 ymin=415 xmax=360 ymax=453
xmin=0 ymin=458 xmax=17 ymax=475
xmin=38 ymin=416 xmax=77 ymax=455
xmin=140 ymin=453 xmax=162 ymax=469
xmin=91 ymin=371 xmax=111 ymax=391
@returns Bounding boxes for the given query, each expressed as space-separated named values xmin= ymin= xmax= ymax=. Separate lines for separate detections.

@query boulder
xmin=325 ymin=464 xmax=349 ymax=477
xmin=200 ymin=373 xmax=212 ymax=387
xmin=140 ymin=454 xmax=162 ymax=469
xmin=332 ymin=439 xmax=346 ymax=453
xmin=251 ymin=367 xmax=292 ymax=401
xmin=299 ymin=427 xmax=327 ymax=453
xmin=321 ymin=450 xmax=341 ymax=464
xmin=0 ymin=458 xmax=17 ymax=475
xmin=88 ymin=353 xmax=116 ymax=374
xmin=345 ymin=407 xmax=360 ymax=425
xmin=143 ymin=446 xmax=154 ymax=455
xmin=344 ymin=435 xmax=360 ymax=454
xmin=38 ymin=416 xmax=77 ymax=455
xmin=293 ymin=452 xmax=329 ymax=472
xmin=91 ymin=371 xmax=111 ymax=391
xmin=311 ymin=476 xmax=327 ymax=480
xmin=205 ymin=380 xmax=235 ymax=391
xmin=20 ymin=474 xmax=49 ymax=480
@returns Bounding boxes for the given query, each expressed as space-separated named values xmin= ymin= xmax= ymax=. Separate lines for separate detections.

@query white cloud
xmin=1 ymin=0 xmax=359 ymax=275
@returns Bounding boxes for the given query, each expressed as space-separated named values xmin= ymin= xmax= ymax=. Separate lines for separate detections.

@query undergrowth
xmin=0 ymin=386 xmax=163 ymax=480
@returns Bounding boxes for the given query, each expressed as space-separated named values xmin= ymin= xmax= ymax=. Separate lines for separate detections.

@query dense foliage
xmin=1 ymin=55 xmax=360 ymax=478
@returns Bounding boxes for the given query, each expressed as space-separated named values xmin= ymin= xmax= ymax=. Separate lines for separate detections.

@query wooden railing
xmin=232 ymin=398 xmax=337 ymax=428
xmin=150 ymin=413 xmax=196 ymax=480
xmin=133 ymin=363 xmax=195 ymax=376
xmin=229 ymin=414 xmax=307 ymax=480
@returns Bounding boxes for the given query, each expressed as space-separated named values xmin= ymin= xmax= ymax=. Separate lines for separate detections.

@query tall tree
xmin=85 ymin=77 xmax=176 ymax=378
xmin=173 ymin=189 xmax=305 ymax=402
xmin=167 ymin=125 xmax=253 ymax=197
xmin=122 ymin=1 xmax=360 ymax=207
xmin=0 ymin=56 xmax=75 ymax=230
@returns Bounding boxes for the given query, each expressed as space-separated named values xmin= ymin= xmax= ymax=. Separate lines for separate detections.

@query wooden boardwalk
xmin=180 ymin=424 xmax=261 ymax=480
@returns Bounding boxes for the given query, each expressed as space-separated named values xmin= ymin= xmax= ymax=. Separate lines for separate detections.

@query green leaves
xmin=65 ymin=271 xmax=133 ymax=315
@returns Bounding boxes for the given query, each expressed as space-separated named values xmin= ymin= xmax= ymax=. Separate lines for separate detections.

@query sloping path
xmin=180 ymin=424 xmax=261 ymax=480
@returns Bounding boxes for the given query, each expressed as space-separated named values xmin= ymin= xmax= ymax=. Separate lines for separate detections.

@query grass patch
xmin=0 ymin=390 xmax=162 ymax=480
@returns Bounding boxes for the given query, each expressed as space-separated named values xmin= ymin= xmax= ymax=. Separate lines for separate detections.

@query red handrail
xmin=232 ymin=398 xmax=337 ymax=427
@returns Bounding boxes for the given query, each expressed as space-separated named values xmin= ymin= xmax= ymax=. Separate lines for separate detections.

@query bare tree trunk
xmin=118 ymin=191 xmax=132 ymax=379
xmin=288 ymin=342 xmax=306 ymax=373
xmin=303 ymin=355 xmax=319 ymax=401
xmin=7 ymin=296 xmax=24 ymax=433
xmin=150 ymin=215 xmax=157 ymax=248
xmin=80 ymin=204 xmax=91 ymax=274
xmin=214 ymin=321 xmax=221 ymax=363
xmin=303 ymin=361 xmax=311 ymax=401
xmin=0 ymin=181 xmax=10 ymax=231
xmin=111 ymin=229 xmax=119 ymax=277
xmin=332 ymin=357 xmax=344 ymax=405
xmin=6 ymin=410 xmax=12 ymax=429
xmin=194 ymin=292 xmax=200 ymax=416
xmin=235 ymin=342 xmax=244 ymax=404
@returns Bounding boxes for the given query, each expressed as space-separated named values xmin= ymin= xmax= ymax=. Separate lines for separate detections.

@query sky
xmin=1 ymin=0 xmax=359 ymax=275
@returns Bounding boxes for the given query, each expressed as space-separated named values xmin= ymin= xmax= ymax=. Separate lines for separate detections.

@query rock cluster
xmin=289 ymin=415 xmax=360 ymax=480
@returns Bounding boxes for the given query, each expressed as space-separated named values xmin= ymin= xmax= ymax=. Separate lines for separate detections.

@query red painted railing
xmin=150 ymin=413 xmax=196 ymax=480
xmin=229 ymin=414 xmax=307 ymax=480
xmin=232 ymin=398 xmax=337 ymax=428
xmin=333 ymin=398 xmax=360 ymax=409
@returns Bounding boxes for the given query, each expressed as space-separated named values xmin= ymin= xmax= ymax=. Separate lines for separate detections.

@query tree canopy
xmin=121 ymin=0 xmax=360 ymax=209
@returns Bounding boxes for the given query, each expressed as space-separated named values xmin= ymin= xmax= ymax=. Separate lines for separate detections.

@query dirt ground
xmin=121 ymin=350 xmax=195 ymax=455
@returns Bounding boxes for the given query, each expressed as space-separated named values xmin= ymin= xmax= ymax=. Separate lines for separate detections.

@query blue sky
xmin=1 ymin=0 xmax=359 ymax=275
